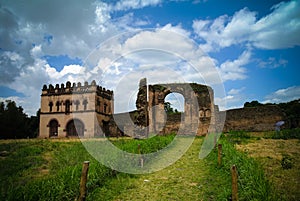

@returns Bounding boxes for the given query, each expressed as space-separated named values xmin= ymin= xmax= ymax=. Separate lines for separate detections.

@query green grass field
xmin=0 ymin=133 xmax=299 ymax=200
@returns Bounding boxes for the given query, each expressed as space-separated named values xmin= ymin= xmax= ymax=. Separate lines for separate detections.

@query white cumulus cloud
xmin=193 ymin=1 xmax=300 ymax=52
xmin=263 ymin=86 xmax=300 ymax=104
xmin=217 ymin=50 xmax=251 ymax=81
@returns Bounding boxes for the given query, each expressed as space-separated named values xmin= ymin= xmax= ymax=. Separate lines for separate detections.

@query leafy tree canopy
xmin=0 ymin=100 xmax=39 ymax=139
xmin=164 ymin=102 xmax=181 ymax=115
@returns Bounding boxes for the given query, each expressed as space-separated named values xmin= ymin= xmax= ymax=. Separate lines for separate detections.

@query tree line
xmin=0 ymin=100 xmax=39 ymax=139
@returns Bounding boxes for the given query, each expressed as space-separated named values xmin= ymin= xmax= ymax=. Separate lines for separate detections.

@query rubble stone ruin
xmin=128 ymin=78 xmax=218 ymax=137
xmin=39 ymin=78 xmax=285 ymax=138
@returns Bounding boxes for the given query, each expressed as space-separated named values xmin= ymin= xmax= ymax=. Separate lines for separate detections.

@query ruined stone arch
xmin=164 ymin=92 xmax=185 ymax=113
xmin=132 ymin=78 xmax=215 ymax=136
xmin=148 ymin=83 xmax=201 ymax=134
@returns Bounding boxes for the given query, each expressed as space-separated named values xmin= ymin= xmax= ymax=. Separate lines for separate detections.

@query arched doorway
xmin=66 ymin=119 xmax=84 ymax=137
xmin=163 ymin=92 xmax=185 ymax=134
xmin=49 ymin=119 xmax=59 ymax=137
xmin=148 ymin=83 xmax=204 ymax=135
xmin=164 ymin=92 xmax=184 ymax=114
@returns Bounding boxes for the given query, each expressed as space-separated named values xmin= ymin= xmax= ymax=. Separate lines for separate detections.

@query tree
xmin=0 ymin=100 xmax=40 ymax=139
xmin=278 ymin=99 xmax=300 ymax=128
xmin=164 ymin=102 xmax=174 ymax=115
xmin=164 ymin=102 xmax=181 ymax=115
xmin=244 ymin=100 xmax=263 ymax=107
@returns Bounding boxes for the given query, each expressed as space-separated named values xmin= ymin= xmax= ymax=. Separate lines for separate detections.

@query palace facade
xmin=39 ymin=80 xmax=113 ymax=138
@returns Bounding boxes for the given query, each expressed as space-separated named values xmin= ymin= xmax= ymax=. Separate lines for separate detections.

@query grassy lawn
xmin=0 ymin=133 xmax=295 ymax=200
xmin=107 ymin=137 xmax=210 ymax=201
xmin=236 ymin=138 xmax=300 ymax=201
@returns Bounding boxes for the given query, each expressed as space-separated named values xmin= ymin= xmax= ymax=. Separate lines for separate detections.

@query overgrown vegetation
xmin=0 ymin=134 xmax=286 ymax=200
xmin=111 ymin=134 xmax=175 ymax=154
xmin=269 ymin=128 xmax=300 ymax=139
xmin=0 ymin=140 xmax=115 ymax=200
xmin=235 ymin=134 xmax=300 ymax=200
xmin=204 ymin=136 xmax=276 ymax=200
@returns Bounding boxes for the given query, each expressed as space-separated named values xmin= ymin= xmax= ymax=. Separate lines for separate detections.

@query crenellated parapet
xmin=96 ymin=86 xmax=113 ymax=100
xmin=41 ymin=80 xmax=113 ymax=99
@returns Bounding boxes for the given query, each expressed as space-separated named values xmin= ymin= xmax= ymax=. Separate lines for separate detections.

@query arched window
xmin=205 ymin=109 xmax=211 ymax=117
xmin=65 ymin=100 xmax=71 ymax=114
xmin=83 ymin=99 xmax=88 ymax=111
xmin=74 ymin=100 xmax=80 ymax=111
xmin=199 ymin=109 xmax=205 ymax=118
xmin=104 ymin=103 xmax=107 ymax=113
xmin=56 ymin=101 xmax=60 ymax=112
xmin=49 ymin=102 xmax=53 ymax=112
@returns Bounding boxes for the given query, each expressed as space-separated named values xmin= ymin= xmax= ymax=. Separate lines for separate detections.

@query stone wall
xmin=40 ymin=80 xmax=288 ymax=138
xmin=222 ymin=105 xmax=285 ymax=132
xmin=161 ymin=113 xmax=182 ymax=134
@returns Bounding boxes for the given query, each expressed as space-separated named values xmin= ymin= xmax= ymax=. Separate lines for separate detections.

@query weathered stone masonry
xmin=39 ymin=80 xmax=113 ymax=138
xmin=39 ymin=79 xmax=286 ymax=138
xmin=118 ymin=78 xmax=217 ymax=137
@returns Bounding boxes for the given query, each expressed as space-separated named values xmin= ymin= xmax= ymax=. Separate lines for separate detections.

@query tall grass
xmin=0 ymin=140 xmax=116 ymax=201
xmin=0 ymin=135 xmax=176 ymax=200
xmin=270 ymin=128 xmax=300 ymax=139
xmin=0 ymin=134 xmax=280 ymax=200
xmin=204 ymin=136 xmax=278 ymax=201
xmin=111 ymin=134 xmax=175 ymax=154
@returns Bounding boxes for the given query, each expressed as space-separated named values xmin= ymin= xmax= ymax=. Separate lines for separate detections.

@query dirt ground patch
xmin=236 ymin=138 xmax=300 ymax=201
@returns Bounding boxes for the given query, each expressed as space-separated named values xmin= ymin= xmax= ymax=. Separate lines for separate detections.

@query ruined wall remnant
xmin=126 ymin=78 xmax=217 ymax=136
xmin=223 ymin=105 xmax=285 ymax=132
xmin=40 ymin=79 xmax=288 ymax=139
xmin=128 ymin=78 xmax=286 ymax=136
xmin=135 ymin=78 xmax=148 ymax=127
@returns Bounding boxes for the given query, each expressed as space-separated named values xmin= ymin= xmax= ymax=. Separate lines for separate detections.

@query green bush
xmin=281 ymin=155 xmax=293 ymax=170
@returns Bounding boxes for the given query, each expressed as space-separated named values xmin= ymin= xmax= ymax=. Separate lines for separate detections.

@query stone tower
xmin=39 ymin=80 xmax=113 ymax=138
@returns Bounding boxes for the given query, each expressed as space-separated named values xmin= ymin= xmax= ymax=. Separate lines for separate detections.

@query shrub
xmin=281 ymin=155 xmax=293 ymax=170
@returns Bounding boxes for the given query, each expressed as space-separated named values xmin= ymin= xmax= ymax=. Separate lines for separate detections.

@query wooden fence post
xmin=218 ymin=144 xmax=222 ymax=166
xmin=78 ymin=161 xmax=90 ymax=201
xmin=138 ymin=144 xmax=144 ymax=167
xmin=214 ymin=135 xmax=217 ymax=149
xmin=231 ymin=165 xmax=238 ymax=201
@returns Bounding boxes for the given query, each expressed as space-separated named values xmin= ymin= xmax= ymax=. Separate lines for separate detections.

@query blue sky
xmin=0 ymin=0 xmax=299 ymax=115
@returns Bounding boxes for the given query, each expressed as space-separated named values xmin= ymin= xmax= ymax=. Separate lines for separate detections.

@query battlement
xmin=41 ymin=80 xmax=113 ymax=99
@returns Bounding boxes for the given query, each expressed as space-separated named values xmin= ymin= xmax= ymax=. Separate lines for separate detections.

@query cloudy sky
xmin=0 ymin=0 xmax=300 ymax=115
